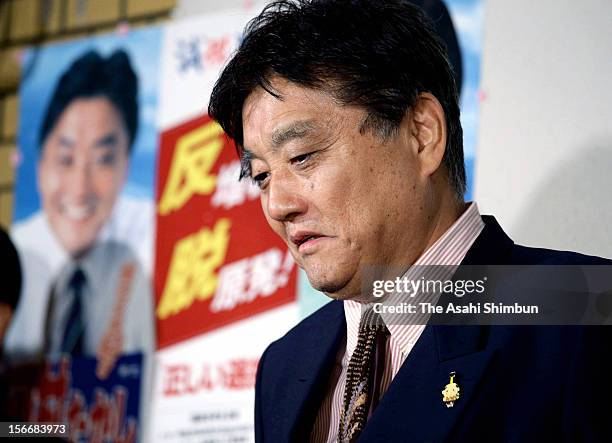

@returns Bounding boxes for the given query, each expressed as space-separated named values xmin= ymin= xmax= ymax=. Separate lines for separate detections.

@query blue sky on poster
xmin=15 ymin=26 xmax=161 ymax=222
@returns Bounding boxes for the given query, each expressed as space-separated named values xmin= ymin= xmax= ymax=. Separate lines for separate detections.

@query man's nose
xmin=69 ymin=159 xmax=93 ymax=199
xmin=265 ymin=171 xmax=308 ymax=223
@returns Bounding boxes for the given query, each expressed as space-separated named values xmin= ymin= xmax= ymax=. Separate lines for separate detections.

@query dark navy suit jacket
xmin=255 ymin=216 xmax=612 ymax=442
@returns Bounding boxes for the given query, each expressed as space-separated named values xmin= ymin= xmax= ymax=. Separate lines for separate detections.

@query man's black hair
xmin=209 ymin=0 xmax=466 ymax=196
xmin=39 ymin=49 xmax=139 ymax=151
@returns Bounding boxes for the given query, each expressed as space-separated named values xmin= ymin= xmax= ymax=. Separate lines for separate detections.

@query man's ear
xmin=406 ymin=92 xmax=447 ymax=178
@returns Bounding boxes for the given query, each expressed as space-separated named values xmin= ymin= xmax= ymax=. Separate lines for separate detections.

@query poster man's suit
xmin=255 ymin=216 xmax=611 ymax=442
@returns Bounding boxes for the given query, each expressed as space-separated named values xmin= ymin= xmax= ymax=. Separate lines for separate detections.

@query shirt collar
xmin=343 ymin=202 xmax=485 ymax=358
xmin=53 ymin=240 xmax=111 ymax=299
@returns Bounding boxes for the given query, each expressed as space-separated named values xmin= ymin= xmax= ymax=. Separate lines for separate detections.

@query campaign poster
xmin=5 ymin=26 xmax=162 ymax=435
xmin=151 ymin=304 xmax=297 ymax=442
xmin=2 ymin=354 xmax=142 ymax=442
xmin=151 ymin=7 xmax=300 ymax=442
xmin=155 ymin=113 xmax=296 ymax=347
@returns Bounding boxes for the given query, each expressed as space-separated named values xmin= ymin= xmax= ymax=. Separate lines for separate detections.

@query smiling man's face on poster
xmin=38 ymin=96 xmax=130 ymax=258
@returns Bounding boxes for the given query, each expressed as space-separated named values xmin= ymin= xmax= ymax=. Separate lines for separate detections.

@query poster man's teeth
xmin=64 ymin=205 xmax=94 ymax=220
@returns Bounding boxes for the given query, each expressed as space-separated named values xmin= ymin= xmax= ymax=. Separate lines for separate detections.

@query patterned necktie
xmin=339 ymin=308 xmax=389 ymax=443
xmin=60 ymin=268 xmax=86 ymax=356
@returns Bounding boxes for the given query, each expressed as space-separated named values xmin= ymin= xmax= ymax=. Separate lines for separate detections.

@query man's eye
xmin=97 ymin=153 xmax=116 ymax=166
xmin=291 ymin=152 xmax=313 ymax=165
xmin=58 ymin=155 xmax=73 ymax=167
xmin=251 ymin=172 xmax=269 ymax=188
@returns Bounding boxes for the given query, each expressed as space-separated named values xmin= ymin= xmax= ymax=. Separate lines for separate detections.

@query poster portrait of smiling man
xmin=5 ymin=28 xmax=160 ymax=375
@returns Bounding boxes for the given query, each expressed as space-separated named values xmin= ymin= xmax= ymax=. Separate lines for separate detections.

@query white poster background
xmin=157 ymin=8 xmax=258 ymax=131
xmin=151 ymin=305 xmax=298 ymax=442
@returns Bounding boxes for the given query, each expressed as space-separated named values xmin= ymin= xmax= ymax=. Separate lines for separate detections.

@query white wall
xmin=475 ymin=0 xmax=612 ymax=258
xmin=176 ymin=0 xmax=612 ymax=259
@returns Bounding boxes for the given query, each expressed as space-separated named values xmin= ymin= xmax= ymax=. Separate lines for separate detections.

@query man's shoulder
xmin=509 ymin=243 xmax=612 ymax=265
xmin=103 ymin=195 xmax=154 ymax=273
xmin=12 ymin=211 xmax=48 ymax=245
xmin=476 ymin=214 xmax=612 ymax=265
xmin=11 ymin=211 xmax=69 ymax=268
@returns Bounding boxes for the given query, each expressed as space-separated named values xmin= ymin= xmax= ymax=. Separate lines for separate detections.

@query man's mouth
xmin=289 ymin=232 xmax=329 ymax=253
xmin=59 ymin=203 xmax=96 ymax=222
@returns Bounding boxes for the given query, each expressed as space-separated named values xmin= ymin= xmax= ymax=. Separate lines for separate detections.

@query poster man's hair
xmin=39 ymin=49 xmax=139 ymax=151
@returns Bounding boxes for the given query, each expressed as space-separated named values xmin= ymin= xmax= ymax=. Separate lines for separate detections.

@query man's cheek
xmin=93 ymin=170 xmax=124 ymax=205
xmin=38 ymin=165 xmax=63 ymax=209
xmin=262 ymin=200 xmax=282 ymax=234
xmin=259 ymin=197 xmax=297 ymax=263
xmin=260 ymin=195 xmax=271 ymax=221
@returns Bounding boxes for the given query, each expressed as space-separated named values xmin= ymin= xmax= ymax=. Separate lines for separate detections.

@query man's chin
xmin=57 ymin=234 xmax=97 ymax=259
xmin=307 ymin=274 xmax=359 ymax=300
xmin=50 ymin=218 xmax=103 ymax=258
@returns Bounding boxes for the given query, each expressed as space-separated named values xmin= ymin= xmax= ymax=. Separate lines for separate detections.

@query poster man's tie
xmin=60 ymin=268 xmax=86 ymax=356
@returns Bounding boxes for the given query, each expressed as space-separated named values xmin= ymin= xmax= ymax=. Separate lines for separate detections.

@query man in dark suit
xmin=208 ymin=1 xmax=612 ymax=441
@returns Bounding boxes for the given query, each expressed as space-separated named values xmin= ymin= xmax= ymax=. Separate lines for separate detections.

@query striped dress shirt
xmin=309 ymin=202 xmax=485 ymax=442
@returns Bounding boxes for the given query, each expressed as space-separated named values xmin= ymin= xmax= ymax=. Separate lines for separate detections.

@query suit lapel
xmin=358 ymin=216 xmax=514 ymax=442
xmin=274 ymin=300 xmax=345 ymax=441
xmin=359 ymin=324 xmax=495 ymax=442
xmin=461 ymin=215 xmax=514 ymax=266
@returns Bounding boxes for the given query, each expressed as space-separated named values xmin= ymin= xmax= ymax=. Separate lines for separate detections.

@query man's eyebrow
xmin=94 ymin=132 xmax=119 ymax=148
xmin=239 ymin=120 xmax=318 ymax=180
xmin=270 ymin=120 xmax=317 ymax=148
xmin=241 ymin=148 xmax=257 ymax=161
xmin=58 ymin=135 xmax=74 ymax=148
xmin=239 ymin=150 xmax=254 ymax=181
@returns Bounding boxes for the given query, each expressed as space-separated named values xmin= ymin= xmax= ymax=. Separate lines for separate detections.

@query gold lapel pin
xmin=442 ymin=371 xmax=460 ymax=408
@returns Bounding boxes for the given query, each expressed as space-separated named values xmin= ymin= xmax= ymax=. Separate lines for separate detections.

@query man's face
xmin=38 ymin=97 xmax=130 ymax=258
xmin=242 ymin=78 xmax=436 ymax=300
